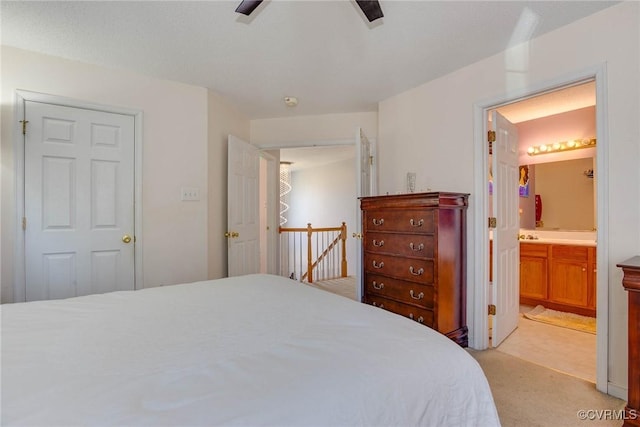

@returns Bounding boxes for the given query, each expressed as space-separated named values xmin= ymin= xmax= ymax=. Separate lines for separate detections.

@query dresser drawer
xmin=364 ymin=209 xmax=435 ymax=233
xmin=364 ymin=254 xmax=435 ymax=284
xmin=365 ymin=295 xmax=435 ymax=327
xmin=365 ymin=273 xmax=434 ymax=309
xmin=364 ymin=232 xmax=435 ymax=258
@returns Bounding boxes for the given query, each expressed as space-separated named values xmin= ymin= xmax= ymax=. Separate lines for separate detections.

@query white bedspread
xmin=1 ymin=274 xmax=500 ymax=426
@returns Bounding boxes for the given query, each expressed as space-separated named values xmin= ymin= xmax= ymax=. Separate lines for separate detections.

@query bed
xmin=1 ymin=274 xmax=500 ymax=426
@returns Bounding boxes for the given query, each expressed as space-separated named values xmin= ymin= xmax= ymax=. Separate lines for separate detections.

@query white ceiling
xmin=1 ymin=1 xmax=615 ymax=120
xmin=497 ymin=80 xmax=595 ymax=124
xmin=281 ymin=144 xmax=355 ymax=171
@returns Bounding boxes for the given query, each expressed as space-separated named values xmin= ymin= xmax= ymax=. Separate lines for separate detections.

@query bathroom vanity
xmin=520 ymin=241 xmax=596 ymax=317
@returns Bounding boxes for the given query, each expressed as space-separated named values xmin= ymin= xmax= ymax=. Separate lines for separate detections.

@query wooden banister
xmin=279 ymin=222 xmax=347 ymax=283
xmin=307 ymin=223 xmax=313 ymax=283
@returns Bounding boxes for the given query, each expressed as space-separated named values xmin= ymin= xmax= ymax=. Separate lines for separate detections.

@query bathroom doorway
xmin=489 ymin=81 xmax=599 ymax=383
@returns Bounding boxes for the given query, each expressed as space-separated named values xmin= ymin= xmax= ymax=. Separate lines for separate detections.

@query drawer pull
xmin=372 ymin=260 xmax=385 ymax=269
xmin=409 ymin=266 xmax=424 ymax=276
xmin=372 ymin=281 xmax=384 ymax=290
xmin=372 ymin=302 xmax=385 ymax=309
xmin=409 ymin=242 xmax=424 ymax=251
xmin=409 ymin=313 xmax=424 ymax=323
xmin=372 ymin=239 xmax=385 ymax=247
xmin=409 ymin=290 xmax=424 ymax=300
xmin=410 ymin=218 xmax=424 ymax=227
xmin=372 ymin=218 xmax=385 ymax=226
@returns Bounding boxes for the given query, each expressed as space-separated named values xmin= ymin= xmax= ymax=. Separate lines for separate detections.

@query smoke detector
xmin=284 ymin=96 xmax=298 ymax=107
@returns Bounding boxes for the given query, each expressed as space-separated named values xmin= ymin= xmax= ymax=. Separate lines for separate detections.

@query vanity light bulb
xmin=539 ymin=144 xmax=548 ymax=152
xmin=567 ymin=140 xmax=576 ymax=148
xmin=527 ymin=147 xmax=535 ymax=154
xmin=552 ymin=143 xmax=561 ymax=150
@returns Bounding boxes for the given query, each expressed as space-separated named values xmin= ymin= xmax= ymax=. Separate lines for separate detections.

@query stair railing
xmin=279 ymin=222 xmax=347 ymax=283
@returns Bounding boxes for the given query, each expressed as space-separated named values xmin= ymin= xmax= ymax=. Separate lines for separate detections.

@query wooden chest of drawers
xmin=359 ymin=192 xmax=469 ymax=347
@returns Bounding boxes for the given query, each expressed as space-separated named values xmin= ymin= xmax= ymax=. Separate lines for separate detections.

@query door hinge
xmin=487 ymin=130 xmax=496 ymax=142
xmin=488 ymin=304 xmax=496 ymax=315
xmin=369 ymin=155 xmax=374 ymax=166
xmin=19 ymin=120 xmax=29 ymax=135
xmin=22 ymin=217 xmax=27 ymax=230
xmin=488 ymin=217 xmax=497 ymax=228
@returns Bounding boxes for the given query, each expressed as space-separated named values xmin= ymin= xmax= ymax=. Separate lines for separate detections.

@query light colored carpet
xmin=524 ymin=304 xmax=596 ymax=334
xmin=306 ymin=276 xmax=357 ymax=300
xmin=469 ymin=349 xmax=625 ymax=427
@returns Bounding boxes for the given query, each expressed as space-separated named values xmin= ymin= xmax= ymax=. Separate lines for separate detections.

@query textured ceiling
xmin=1 ymin=1 xmax=615 ymax=119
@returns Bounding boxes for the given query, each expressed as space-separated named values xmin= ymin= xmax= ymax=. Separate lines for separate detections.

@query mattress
xmin=1 ymin=274 xmax=500 ymax=426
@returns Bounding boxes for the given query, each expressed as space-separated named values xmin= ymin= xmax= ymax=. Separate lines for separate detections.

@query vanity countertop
xmin=518 ymin=230 xmax=596 ymax=246
xmin=519 ymin=238 xmax=596 ymax=247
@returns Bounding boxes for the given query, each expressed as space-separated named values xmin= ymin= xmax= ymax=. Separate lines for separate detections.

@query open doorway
xmin=278 ymin=145 xmax=357 ymax=290
xmin=489 ymin=81 xmax=598 ymax=383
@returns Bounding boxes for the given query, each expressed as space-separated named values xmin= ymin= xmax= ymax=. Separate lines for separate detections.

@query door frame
xmin=260 ymin=149 xmax=279 ymax=275
xmin=13 ymin=90 xmax=144 ymax=302
xmin=261 ymin=135 xmax=377 ymax=286
xmin=471 ymin=64 xmax=609 ymax=394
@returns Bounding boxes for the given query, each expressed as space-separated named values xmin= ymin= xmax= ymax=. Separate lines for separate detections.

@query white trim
xmin=607 ymin=382 xmax=628 ymax=401
xmin=593 ymin=66 xmax=609 ymax=394
xmin=259 ymin=149 xmax=279 ymax=275
xmin=471 ymin=64 xmax=609 ymax=394
xmin=471 ymin=106 xmax=491 ymax=350
xmin=13 ymin=93 xmax=27 ymax=302
xmin=13 ymin=90 xmax=144 ymax=299
xmin=257 ymin=138 xmax=354 ymax=150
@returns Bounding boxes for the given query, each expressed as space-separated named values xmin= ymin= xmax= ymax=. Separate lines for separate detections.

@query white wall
xmin=378 ymin=2 xmax=639 ymax=396
xmin=288 ymin=157 xmax=357 ymax=276
xmin=1 ymin=46 xmax=209 ymax=301
xmin=250 ymin=112 xmax=378 ymax=147
xmin=207 ymin=90 xmax=250 ymax=279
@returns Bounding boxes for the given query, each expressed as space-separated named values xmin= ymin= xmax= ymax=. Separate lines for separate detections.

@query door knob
xmin=122 ymin=234 xmax=132 ymax=244
xmin=225 ymin=231 xmax=240 ymax=238
xmin=352 ymin=232 xmax=362 ymax=239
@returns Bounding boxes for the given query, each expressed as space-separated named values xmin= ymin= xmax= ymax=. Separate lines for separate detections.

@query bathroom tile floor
xmin=495 ymin=305 xmax=596 ymax=383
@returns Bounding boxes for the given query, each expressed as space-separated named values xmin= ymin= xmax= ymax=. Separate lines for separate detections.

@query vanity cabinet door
xmin=549 ymin=259 xmax=589 ymax=307
xmin=520 ymin=256 xmax=548 ymax=300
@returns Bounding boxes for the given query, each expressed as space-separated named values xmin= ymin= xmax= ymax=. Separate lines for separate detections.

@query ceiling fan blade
xmin=235 ymin=0 xmax=263 ymax=16
xmin=355 ymin=0 xmax=384 ymax=22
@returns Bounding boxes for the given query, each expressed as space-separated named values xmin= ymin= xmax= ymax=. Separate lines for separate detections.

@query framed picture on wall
xmin=519 ymin=165 xmax=530 ymax=197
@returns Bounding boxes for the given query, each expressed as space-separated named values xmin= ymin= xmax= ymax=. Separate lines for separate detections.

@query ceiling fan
xmin=235 ymin=0 xmax=384 ymax=22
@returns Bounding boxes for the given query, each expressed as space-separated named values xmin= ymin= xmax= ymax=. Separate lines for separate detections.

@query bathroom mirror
xmin=519 ymin=157 xmax=595 ymax=231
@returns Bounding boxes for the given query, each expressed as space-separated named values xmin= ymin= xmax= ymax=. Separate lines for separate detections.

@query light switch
xmin=181 ymin=187 xmax=200 ymax=201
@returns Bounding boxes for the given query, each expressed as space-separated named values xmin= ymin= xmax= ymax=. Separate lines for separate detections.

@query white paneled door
xmin=227 ymin=135 xmax=260 ymax=277
xmin=491 ymin=111 xmax=520 ymax=346
xmin=24 ymin=101 xmax=135 ymax=301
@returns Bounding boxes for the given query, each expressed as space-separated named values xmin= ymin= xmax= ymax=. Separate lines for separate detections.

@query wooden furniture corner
xmin=617 ymin=256 xmax=640 ymax=427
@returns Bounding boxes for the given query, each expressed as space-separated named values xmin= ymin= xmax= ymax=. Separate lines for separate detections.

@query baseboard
xmin=608 ymin=382 xmax=628 ymax=401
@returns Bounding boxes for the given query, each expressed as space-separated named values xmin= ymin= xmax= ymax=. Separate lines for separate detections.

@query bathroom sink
xmin=520 ymin=238 xmax=596 ymax=246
